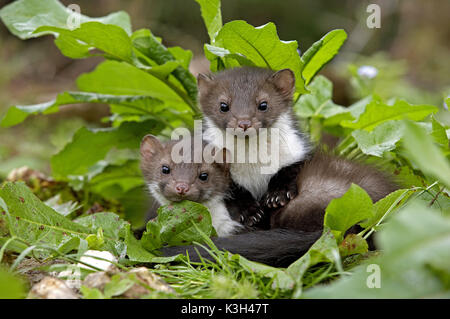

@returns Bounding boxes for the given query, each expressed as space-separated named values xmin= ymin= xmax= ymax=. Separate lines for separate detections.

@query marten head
xmin=140 ymin=135 xmax=231 ymax=205
xmin=197 ymin=67 xmax=296 ymax=132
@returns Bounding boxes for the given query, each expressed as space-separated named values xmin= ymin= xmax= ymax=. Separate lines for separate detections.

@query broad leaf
xmin=132 ymin=29 xmax=198 ymax=107
xmin=76 ymin=212 xmax=128 ymax=256
xmin=301 ymin=29 xmax=347 ymax=85
xmin=339 ymin=234 xmax=368 ymax=257
xmin=360 ymin=189 xmax=412 ymax=229
xmin=195 ymin=0 xmax=222 ymax=41
xmin=401 ymin=121 xmax=450 ymax=189
xmin=76 ymin=61 xmax=191 ymax=113
xmin=0 ymin=182 xmax=94 ymax=256
xmin=294 ymin=75 xmax=347 ymax=119
xmin=430 ymin=116 xmax=449 ymax=147
xmin=35 ymin=22 xmax=133 ymax=62
xmin=51 ymin=120 xmax=163 ymax=179
xmin=0 ymin=268 xmax=26 ymax=299
xmin=89 ymin=160 xmax=144 ymax=195
xmin=286 ymin=229 xmax=341 ymax=298
xmin=141 ymin=200 xmax=216 ymax=251
xmin=341 ymin=98 xmax=438 ymax=131
xmin=123 ymin=223 xmax=179 ymax=263
xmin=208 ymin=20 xmax=307 ymax=94
xmin=352 ymin=121 xmax=404 ymax=157
xmin=324 ymin=184 xmax=374 ymax=242
xmin=232 ymin=255 xmax=295 ymax=290
xmin=1 ymin=91 xmax=162 ymax=128
xmin=0 ymin=0 xmax=131 ymax=40
xmin=304 ymin=202 xmax=450 ymax=298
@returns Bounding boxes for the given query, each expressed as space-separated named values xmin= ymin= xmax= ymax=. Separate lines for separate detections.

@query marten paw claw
xmin=262 ymin=190 xmax=296 ymax=209
xmin=241 ymin=206 xmax=265 ymax=228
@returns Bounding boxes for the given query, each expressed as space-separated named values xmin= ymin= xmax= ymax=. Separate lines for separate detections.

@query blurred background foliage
xmin=0 ymin=0 xmax=449 ymax=178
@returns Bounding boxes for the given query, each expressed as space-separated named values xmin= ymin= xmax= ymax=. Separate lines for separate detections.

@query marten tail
xmin=161 ymin=229 xmax=322 ymax=267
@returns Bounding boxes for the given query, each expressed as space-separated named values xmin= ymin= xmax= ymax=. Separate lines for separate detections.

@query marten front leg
xmin=225 ymin=183 xmax=270 ymax=230
xmin=261 ymin=161 xmax=303 ymax=209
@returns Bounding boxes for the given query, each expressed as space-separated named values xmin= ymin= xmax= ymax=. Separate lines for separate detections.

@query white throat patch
xmin=203 ymin=113 xmax=310 ymax=199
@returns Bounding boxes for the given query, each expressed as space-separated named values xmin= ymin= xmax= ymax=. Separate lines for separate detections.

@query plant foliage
xmin=0 ymin=0 xmax=449 ymax=299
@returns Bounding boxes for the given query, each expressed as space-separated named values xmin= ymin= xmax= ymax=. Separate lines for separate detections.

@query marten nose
xmin=238 ymin=120 xmax=252 ymax=131
xmin=175 ymin=183 xmax=190 ymax=195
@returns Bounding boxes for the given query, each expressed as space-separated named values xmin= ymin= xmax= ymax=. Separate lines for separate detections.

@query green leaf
xmin=208 ymin=20 xmax=307 ymax=94
xmin=131 ymin=29 xmax=198 ymax=108
xmin=141 ymin=201 xmax=216 ymax=251
xmin=232 ymin=255 xmax=295 ymax=290
xmin=301 ymin=29 xmax=347 ymax=85
xmin=123 ymin=223 xmax=179 ymax=263
xmin=51 ymin=120 xmax=163 ymax=180
xmin=401 ymin=121 xmax=450 ymax=189
xmin=35 ymin=22 xmax=133 ymax=62
xmin=76 ymin=61 xmax=190 ymax=113
xmin=80 ymin=286 xmax=105 ymax=299
xmin=104 ymin=274 xmax=135 ymax=298
xmin=0 ymin=267 xmax=26 ymax=299
xmin=86 ymin=228 xmax=105 ymax=250
xmin=76 ymin=213 xmax=127 ymax=243
xmin=339 ymin=234 xmax=368 ymax=257
xmin=168 ymin=47 xmax=193 ymax=70
xmin=195 ymin=0 xmax=222 ymax=41
xmin=324 ymin=184 xmax=374 ymax=242
xmin=304 ymin=202 xmax=450 ymax=298
xmin=360 ymin=189 xmax=412 ymax=230
xmin=89 ymin=160 xmax=144 ymax=195
xmin=0 ymin=182 xmax=94 ymax=256
xmin=204 ymin=44 xmax=255 ymax=71
xmin=352 ymin=121 xmax=404 ymax=157
xmin=341 ymin=98 xmax=438 ymax=131
xmin=431 ymin=116 xmax=449 ymax=147
xmin=286 ymin=229 xmax=341 ymax=298
xmin=294 ymin=75 xmax=348 ymax=119
xmin=390 ymin=165 xmax=427 ymax=188
xmin=0 ymin=0 xmax=131 ymax=40
xmin=116 ymin=187 xmax=153 ymax=229
xmin=1 ymin=91 xmax=163 ymax=128
xmin=141 ymin=221 xmax=163 ymax=251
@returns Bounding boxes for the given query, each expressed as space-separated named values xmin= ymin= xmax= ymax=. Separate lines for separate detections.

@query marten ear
xmin=270 ymin=69 xmax=295 ymax=97
xmin=140 ymin=134 xmax=162 ymax=159
xmin=197 ymin=73 xmax=214 ymax=97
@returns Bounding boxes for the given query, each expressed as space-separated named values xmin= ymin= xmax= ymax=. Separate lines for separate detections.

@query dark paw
xmin=240 ymin=207 xmax=265 ymax=229
xmin=262 ymin=190 xmax=297 ymax=209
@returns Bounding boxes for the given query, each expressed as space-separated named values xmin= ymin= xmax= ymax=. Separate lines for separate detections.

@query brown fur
xmin=140 ymin=135 xmax=231 ymax=203
xmin=270 ymin=152 xmax=399 ymax=231
xmin=198 ymin=67 xmax=296 ymax=130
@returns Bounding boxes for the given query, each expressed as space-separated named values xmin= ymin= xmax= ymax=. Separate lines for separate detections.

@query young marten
xmin=160 ymin=67 xmax=397 ymax=267
xmin=198 ymin=67 xmax=312 ymax=202
xmin=140 ymin=134 xmax=264 ymax=237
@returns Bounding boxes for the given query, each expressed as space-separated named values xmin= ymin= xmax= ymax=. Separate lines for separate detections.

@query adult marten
xmin=160 ymin=67 xmax=398 ymax=267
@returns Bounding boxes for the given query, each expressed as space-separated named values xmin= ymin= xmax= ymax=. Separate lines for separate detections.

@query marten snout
xmin=238 ymin=119 xmax=252 ymax=131
xmin=175 ymin=182 xmax=190 ymax=195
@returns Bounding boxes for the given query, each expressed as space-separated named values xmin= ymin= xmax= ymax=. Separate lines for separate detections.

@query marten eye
xmin=258 ymin=101 xmax=268 ymax=111
xmin=161 ymin=165 xmax=171 ymax=174
xmin=220 ymin=102 xmax=230 ymax=113
xmin=198 ymin=172 xmax=208 ymax=181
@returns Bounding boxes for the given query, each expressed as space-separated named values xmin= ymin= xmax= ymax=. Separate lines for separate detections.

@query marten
xmin=159 ymin=67 xmax=398 ymax=267
xmin=140 ymin=134 xmax=265 ymax=237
